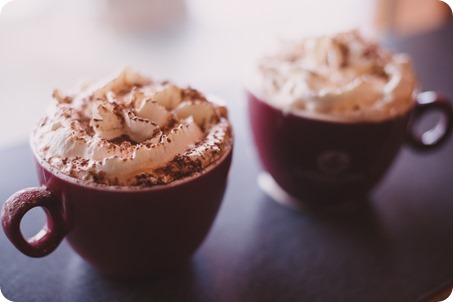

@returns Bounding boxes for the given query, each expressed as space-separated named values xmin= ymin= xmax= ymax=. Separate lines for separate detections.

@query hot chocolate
xmin=3 ymin=69 xmax=234 ymax=278
xmin=247 ymin=30 xmax=417 ymax=122
xmin=34 ymin=68 xmax=233 ymax=186
xmin=246 ymin=31 xmax=452 ymax=204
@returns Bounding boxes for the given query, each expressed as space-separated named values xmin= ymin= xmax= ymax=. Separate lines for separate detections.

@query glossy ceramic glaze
xmin=2 ymin=144 xmax=233 ymax=279
xmin=248 ymin=91 xmax=452 ymax=204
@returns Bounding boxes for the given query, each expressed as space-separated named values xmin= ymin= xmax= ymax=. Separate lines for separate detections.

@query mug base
xmin=257 ymin=172 xmax=367 ymax=212
xmin=257 ymin=172 xmax=306 ymax=211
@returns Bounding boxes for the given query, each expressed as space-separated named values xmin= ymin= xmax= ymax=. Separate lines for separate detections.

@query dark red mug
xmin=1 ymin=140 xmax=233 ymax=279
xmin=248 ymin=91 xmax=453 ymax=205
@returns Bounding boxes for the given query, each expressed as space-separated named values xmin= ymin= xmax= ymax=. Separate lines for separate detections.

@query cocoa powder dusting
xmin=38 ymin=69 xmax=232 ymax=187
xmin=156 ymin=154 xmax=203 ymax=183
xmin=181 ymin=88 xmax=208 ymax=102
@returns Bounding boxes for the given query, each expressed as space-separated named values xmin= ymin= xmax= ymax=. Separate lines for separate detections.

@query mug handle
xmin=1 ymin=187 xmax=66 ymax=257
xmin=406 ymin=91 xmax=453 ymax=151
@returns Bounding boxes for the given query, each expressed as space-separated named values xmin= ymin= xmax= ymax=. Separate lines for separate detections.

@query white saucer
xmin=257 ymin=172 xmax=306 ymax=211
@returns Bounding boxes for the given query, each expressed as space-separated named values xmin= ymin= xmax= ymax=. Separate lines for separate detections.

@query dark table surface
xmin=2 ymin=25 xmax=453 ymax=302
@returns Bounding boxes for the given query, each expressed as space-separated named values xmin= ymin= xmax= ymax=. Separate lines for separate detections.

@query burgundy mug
xmin=1 ymin=139 xmax=233 ymax=279
xmin=248 ymin=91 xmax=453 ymax=205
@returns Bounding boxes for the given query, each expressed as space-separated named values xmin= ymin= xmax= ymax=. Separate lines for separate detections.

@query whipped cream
xmin=34 ymin=69 xmax=233 ymax=186
xmin=247 ymin=30 xmax=418 ymax=122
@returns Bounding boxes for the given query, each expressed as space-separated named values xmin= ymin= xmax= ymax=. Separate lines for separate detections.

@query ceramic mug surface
xmin=248 ymin=91 xmax=452 ymax=204
xmin=1 ymin=140 xmax=233 ymax=279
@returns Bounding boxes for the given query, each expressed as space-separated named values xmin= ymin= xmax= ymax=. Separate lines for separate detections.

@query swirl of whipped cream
xmin=34 ymin=68 xmax=232 ymax=186
xmin=247 ymin=30 xmax=418 ymax=122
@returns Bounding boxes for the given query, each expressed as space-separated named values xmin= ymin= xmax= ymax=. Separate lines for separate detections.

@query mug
xmin=248 ymin=91 xmax=453 ymax=205
xmin=1 ymin=139 xmax=233 ymax=279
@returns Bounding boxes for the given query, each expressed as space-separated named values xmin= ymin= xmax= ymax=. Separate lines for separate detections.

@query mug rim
xmin=29 ymin=133 xmax=233 ymax=192
xmin=246 ymin=90 xmax=417 ymax=125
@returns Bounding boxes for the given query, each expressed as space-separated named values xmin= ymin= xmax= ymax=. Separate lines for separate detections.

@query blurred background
xmin=0 ymin=0 xmax=452 ymax=149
